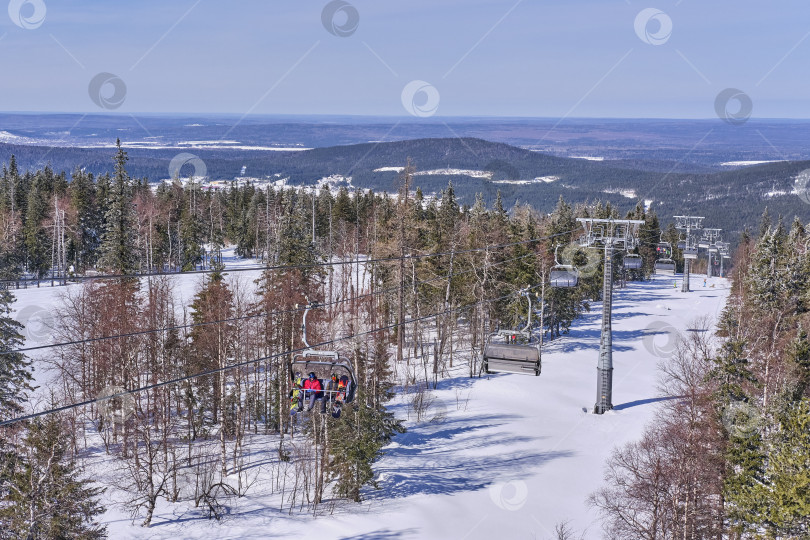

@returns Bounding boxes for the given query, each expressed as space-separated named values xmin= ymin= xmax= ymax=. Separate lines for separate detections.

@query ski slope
xmin=9 ymin=270 xmax=730 ymax=539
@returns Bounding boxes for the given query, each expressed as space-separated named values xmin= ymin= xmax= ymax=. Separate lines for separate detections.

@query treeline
xmin=5 ymin=137 xmax=809 ymax=245
xmin=592 ymin=211 xmax=810 ymax=539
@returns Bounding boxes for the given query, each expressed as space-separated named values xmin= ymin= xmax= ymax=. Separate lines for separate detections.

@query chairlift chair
xmin=656 ymin=242 xmax=671 ymax=257
xmin=483 ymin=290 xmax=541 ymax=376
xmin=654 ymin=259 xmax=676 ymax=275
xmin=291 ymin=299 xmax=357 ymax=405
xmin=291 ymin=351 xmax=357 ymax=404
xmin=550 ymin=245 xmax=579 ymax=288
xmin=654 ymin=240 xmax=676 ymax=275
xmin=683 ymin=247 xmax=699 ymax=260
xmin=623 ymin=253 xmax=643 ymax=270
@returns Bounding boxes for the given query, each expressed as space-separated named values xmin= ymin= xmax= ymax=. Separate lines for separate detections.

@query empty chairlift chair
xmin=483 ymin=290 xmax=541 ymax=376
xmin=550 ymin=265 xmax=578 ymax=288
xmin=654 ymin=259 xmax=676 ymax=275
xmin=550 ymin=245 xmax=579 ymax=288
xmin=623 ymin=253 xmax=643 ymax=270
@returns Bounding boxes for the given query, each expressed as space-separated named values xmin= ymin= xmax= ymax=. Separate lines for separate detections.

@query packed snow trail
xmin=10 ymin=270 xmax=729 ymax=539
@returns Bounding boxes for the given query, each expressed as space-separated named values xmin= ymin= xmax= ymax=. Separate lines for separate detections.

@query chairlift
xmin=654 ymin=259 xmax=676 ymax=275
xmin=483 ymin=290 xmax=541 ymax=376
xmin=656 ymin=242 xmax=672 ymax=258
xmin=683 ymin=247 xmax=699 ymax=260
xmin=550 ymin=245 xmax=579 ymax=288
xmin=623 ymin=253 xmax=643 ymax=270
xmin=654 ymin=238 xmax=675 ymax=275
xmin=290 ymin=299 xmax=357 ymax=411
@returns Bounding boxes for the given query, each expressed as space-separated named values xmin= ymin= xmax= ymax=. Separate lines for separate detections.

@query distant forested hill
xmin=2 ymin=137 xmax=809 ymax=239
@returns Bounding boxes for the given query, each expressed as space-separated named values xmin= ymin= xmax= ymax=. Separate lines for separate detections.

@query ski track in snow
xmin=8 ymin=265 xmax=730 ymax=539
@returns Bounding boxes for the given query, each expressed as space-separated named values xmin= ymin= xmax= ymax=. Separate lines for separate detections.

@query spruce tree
xmin=22 ymin=175 xmax=50 ymax=279
xmin=0 ymin=289 xmax=32 ymax=421
xmin=762 ymin=399 xmax=810 ymax=535
xmin=98 ymin=140 xmax=136 ymax=274
xmin=327 ymin=343 xmax=403 ymax=502
xmin=0 ymin=415 xmax=106 ymax=539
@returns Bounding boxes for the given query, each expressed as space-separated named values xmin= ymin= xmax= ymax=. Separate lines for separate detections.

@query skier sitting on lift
xmin=325 ymin=374 xmax=339 ymax=405
xmin=303 ymin=372 xmax=323 ymax=412
xmin=289 ymin=376 xmax=304 ymax=414
xmin=336 ymin=375 xmax=349 ymax=403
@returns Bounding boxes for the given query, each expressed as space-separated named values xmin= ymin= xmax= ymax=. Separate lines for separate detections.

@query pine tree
xmin=98 ymin=140 xmax=136 ymax=274
xmin=68 ymin=168 xmax=101 ymax=271
xmin=762 ymin=399 xmax=810 ymax=536
xmin=327 ymin=343 xmax=403 ymax=502
xmin=0 ymin=415 xmax=106 ymax=539
xmin=179 ymin=180 xmax=204 ymax=271
xmin=746 ymin=225 xmax=789 ymax=311
xmin=22 ymin=175 xmax=50 ymax=279
xmin=784 ymin=327 xmax=810 ymax=402
xmin=0 ymin=290 xmax=32 ymax=421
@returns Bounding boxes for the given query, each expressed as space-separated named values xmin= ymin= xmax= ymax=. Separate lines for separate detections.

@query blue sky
xmin=2 ymin=0 xmax=809 ymax=117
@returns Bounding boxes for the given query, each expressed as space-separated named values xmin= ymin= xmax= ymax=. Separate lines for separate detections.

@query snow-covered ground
xmin=719 ymin=160 xmax=785 ymax=167
xmin=8 ymin=267 xmax=730 ymax=539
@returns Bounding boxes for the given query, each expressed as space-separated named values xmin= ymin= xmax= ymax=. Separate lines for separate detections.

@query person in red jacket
xmin=303 ymin=372 xmax=323 ymax=412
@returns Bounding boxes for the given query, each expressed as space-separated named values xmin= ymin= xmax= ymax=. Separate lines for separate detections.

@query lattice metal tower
xmin=576 ymin=218 xmax=644 ymax=415
xmin=702 ymin=228 xmax=722 ymax=277
xmin=674 ymin=216 xmax=705 ymax=292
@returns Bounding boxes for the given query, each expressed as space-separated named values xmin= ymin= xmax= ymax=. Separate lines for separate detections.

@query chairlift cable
xmin=1 ymin=248 xmax=545 ymax=357
xmin=0 ymin=285 xmax=541 ymax=428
